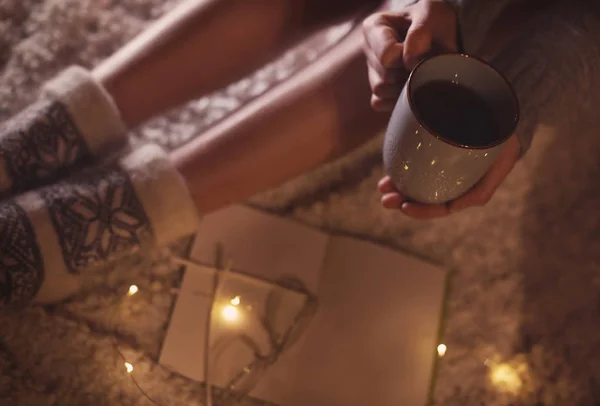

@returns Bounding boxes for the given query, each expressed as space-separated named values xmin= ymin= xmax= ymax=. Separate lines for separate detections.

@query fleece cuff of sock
xmin=1 ymin=143 xmax=199 ymax=307
xmin=0 ymin=66 xmax=129 ymax=195
xmin=42 ymin=65 xmax=129 ymax=156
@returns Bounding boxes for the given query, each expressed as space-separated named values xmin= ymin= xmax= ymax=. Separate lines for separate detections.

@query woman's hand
xmin=378 ymin=135 xmax=521 ymax=219
xmin=362 ymin=0 xmax=459 ymax=112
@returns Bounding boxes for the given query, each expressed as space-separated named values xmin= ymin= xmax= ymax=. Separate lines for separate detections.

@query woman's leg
xmin=0 ymin=0 xmax=380 ymax=197
xmin=171 ymin=28 xmax=387 ymax=214
xmin=94 ymin=0 xmax=381 ymax=127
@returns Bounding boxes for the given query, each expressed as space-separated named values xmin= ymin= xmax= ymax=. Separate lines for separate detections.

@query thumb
xmin=403 ymin=24 xmax=432 ymax=70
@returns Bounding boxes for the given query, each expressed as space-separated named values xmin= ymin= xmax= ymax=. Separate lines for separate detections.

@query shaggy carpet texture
xmin=1 ymin=0 xmax=600 ymax=405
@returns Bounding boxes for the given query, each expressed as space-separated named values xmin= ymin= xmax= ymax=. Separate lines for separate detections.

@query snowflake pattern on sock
xmin=40 ymin=167 xmax=153 ymax=274
xmin=0 ymin=202 xmax=44 ymax=307
xmin=0 ymin=100 xmax=90 ymax=194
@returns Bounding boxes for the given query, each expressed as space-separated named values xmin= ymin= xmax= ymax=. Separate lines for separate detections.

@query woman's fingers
xmin=362 ymin=13 xmax=410 ymax=68
xmin=448 ymin=136 xmax=520 ymax=213
xmin=381 ymin=192 xmax=404 ymax=209
xmin=377 ymin=176 xmax=395 ymax=193
xmin=379 ymin=177 xmax=449 ymax=220
xmin=367 ymin=68 xmax=405 ymax=99
xmin=363 ymin=11 xmax=412 ymax=111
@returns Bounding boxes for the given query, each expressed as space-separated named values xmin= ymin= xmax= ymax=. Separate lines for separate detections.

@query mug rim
xmin=406 ymin=53 xmax=520 ymax=150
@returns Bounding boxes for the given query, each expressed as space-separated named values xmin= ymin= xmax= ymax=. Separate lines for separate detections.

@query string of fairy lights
xmin=112 ymin=257 xmax=221 ymax=406
xmin=6 ymin=263 xmax=526 ymax=404
xmin=115 ymin=283 xmax=525 ymax=402
xmin=116 ymin=284 xmax=162 ymax=405
xmin=113 ymin=258 xmax=239 ymax=406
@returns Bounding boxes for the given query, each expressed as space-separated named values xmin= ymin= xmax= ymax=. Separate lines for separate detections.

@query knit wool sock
xmin=0 ymin=143 xmax=200 ymax=308
xmin=0 ymin=66 xmax=128 ymax=196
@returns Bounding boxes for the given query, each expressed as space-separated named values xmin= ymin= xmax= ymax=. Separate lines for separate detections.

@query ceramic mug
xmin=382 ymin=53 xmax=519 ymax=204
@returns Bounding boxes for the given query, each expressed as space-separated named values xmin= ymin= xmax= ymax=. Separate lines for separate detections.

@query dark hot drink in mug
xmin=412 ymin=81 xmax=502 ymax=147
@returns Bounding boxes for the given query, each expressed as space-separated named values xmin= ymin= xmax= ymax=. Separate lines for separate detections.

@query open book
xmin=160 ymin=204 xmax=448 ymax=406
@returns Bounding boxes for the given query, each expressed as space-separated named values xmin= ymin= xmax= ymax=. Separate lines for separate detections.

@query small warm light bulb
xmin=230 ymin=296 xmax=241 ymax=306
xmin=490 ymin=363 xmax=522 ymax=393
xmin=127 ymin=285 xmax=139 ymax=296
xmin=430 ymin=159 xmax=436 ymax=166
xmin=222 ymin=305 xmax=239 ymax=322
xmin=437 ymin=344 xmax=447 ymax=357
xmin=124 ymin=362 xmax=134 ymax=373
